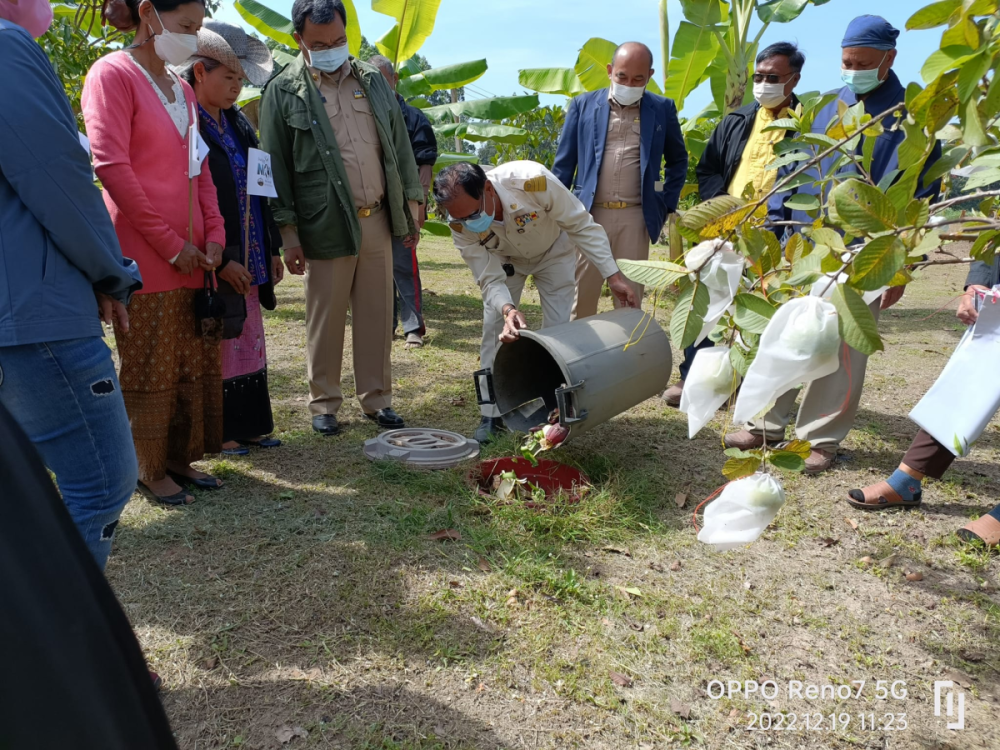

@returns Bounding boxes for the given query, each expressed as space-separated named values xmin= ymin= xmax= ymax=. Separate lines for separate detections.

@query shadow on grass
xmin=163 ymin=681 xmax=510 ymax=749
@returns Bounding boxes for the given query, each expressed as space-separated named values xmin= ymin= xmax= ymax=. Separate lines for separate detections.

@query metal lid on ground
xmin=363 ymin=428 xmax=480 ymax=469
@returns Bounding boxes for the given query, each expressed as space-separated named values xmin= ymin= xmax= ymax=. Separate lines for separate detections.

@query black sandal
xmin=166 ymin=469 xmax=223 ymax=491
xmin=138 ymin=483 xmax=194 ymax=506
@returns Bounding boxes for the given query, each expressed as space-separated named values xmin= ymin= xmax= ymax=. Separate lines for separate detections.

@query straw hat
xmin=196 ymin=20 xmax=273 ymax=87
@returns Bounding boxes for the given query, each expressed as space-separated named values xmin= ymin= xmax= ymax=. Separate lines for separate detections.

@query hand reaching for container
xmin=499 ymin=305 xmax=528 ymax=343
xmin=958 ymin=285 xmax=987 ymax=325
xmin=607 ymin=272 xmax=638 ymax=308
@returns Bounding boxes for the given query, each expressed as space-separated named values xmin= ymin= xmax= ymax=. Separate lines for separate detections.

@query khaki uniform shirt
xmin=450 ymin=161 xmax=619 ymax=315
xmin=279 ymin=61 xmax=387 ymax=249
xmin=593 ymin=92 xmax=642 ymax=206
xmin=727 ymin=105 xmax=792 ymax=199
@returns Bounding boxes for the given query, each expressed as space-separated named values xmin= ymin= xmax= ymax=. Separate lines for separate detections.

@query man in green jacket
xmin=260 ymin=0 xmax=423 ymax=435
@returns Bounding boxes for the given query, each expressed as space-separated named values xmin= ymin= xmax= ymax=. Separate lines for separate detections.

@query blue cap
xmin=841 ymin=15 xmax=899 ymax=50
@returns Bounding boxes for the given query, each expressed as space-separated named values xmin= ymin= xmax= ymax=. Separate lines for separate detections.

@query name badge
xmin=353 ymin=89 xmax=366 ymax=99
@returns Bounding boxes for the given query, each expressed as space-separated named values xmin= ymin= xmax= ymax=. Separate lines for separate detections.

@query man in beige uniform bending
xmin=433 ymin=161 xmax=637 ymax=442
xmin=260 ymin=0 xmax=423 ymax=436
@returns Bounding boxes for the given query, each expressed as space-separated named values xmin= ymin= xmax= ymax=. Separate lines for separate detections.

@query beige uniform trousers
xmin=746 ymin=299 xmax=882 ymax=451
xmin=479 ymin=233 xmax=577 ymax=418
xmin=572 ymin=205 xmax=648 ymax=319
xmin=304 ymin=211 xmax=393 ymax=416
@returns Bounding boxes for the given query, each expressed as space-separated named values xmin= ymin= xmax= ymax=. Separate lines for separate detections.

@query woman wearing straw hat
xmin=178 ymin=21 xmax=285 ymax=456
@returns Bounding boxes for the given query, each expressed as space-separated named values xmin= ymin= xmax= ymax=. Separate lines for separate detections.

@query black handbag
xmin=193 ymin=271 xmax=227 ymax=338
xmin=214 ymin=246 xmax=249 ymax=340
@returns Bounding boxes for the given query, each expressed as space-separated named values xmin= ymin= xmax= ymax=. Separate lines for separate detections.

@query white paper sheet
xmin=246 ymin=147 xmax=278 ymax=198
xmin=909 ymin=288 xmax=1000 ymax=457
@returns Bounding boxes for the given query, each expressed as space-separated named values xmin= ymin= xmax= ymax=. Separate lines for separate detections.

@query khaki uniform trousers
xmin=746 ymin=298 xmax=882 ymax=451
xmin=572 ymin=205 xmax=648 ymax=319
xmin=479 ymin=233 xmax=577 ymax=418
xmin=304 ymin=211 xmax=393 ymax=417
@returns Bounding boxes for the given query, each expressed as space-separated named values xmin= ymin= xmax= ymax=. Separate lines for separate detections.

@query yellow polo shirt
xmin=727 ymin=106 xmax=792 ymax=199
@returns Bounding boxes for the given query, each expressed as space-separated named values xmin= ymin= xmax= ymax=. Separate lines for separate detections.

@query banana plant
xmin=517 ymin=37 xmax=664 ymax=98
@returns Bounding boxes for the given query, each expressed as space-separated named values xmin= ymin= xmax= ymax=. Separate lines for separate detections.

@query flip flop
xmin=238 ymin=437 xmax=282 ymax=449
xmin=221 ymin=445 xmax=251 ymax=456
xmin=846 ymin=481 xmax=922 ymax=511
xmin=957 ymin=514 xmax=1000 ymax=547
xmin=137 ymin=482 xmax=194 ymax=507
xmin=166 ymin=469 xmax=223 ymax=491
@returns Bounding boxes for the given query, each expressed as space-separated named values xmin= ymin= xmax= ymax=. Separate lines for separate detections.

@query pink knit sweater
xmin=82 ymin=51 xmax=226 ymax=294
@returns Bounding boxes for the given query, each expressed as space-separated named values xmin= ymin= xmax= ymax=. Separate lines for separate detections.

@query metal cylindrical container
xmin=477 ymin=308 xmax=672 ymax=441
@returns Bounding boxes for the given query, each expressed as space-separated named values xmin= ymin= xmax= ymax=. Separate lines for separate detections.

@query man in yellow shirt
xmin=663 ymin=42 xmax=803 ymax=406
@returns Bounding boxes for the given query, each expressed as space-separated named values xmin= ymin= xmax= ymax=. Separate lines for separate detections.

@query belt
xmin=357 ymin=202 xmax=384 ymax=218
xmin=597 ymin=201 xmax=640 ymax=209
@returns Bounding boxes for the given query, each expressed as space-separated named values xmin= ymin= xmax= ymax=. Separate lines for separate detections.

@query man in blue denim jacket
xmin=0 ymin=16 xmax=143 ymax=569
xmin=725 ymin=15 xmax=942 ymax=474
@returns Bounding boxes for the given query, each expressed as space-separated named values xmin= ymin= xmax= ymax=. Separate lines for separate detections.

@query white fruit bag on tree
xmin=680 ymin=346 xmax=740 ymax=438
xmin=697 ymin=473 xmax=786 ymax=551
xmin=732 ymin=297 xmax=841 ymax=425
xmin=685 ymin=239 xmax=744 ymax=345
xmin=811 ymin=274 xmax=884 ymax=306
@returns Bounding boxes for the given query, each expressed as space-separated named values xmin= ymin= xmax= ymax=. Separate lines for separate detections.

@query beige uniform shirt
xmin=450 ymin=161 xmax=619 ymax=315
xmin=593 ymin=93 xmax=642 ymax=206
xmin=279 ymin=61 xmax=387 ymax=249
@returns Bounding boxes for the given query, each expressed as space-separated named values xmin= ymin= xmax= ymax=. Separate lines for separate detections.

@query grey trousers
xmin=391 ymin=236 xmax=425 ymax=336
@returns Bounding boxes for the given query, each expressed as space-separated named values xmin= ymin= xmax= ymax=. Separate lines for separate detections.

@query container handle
xmin=556 ymin=382 xmax=588 ymax=425
xmin=473 ymin=368 xmax=496 ymax=406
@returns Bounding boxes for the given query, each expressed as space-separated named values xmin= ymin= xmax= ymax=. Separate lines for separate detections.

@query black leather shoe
xmin=364 ymin=408 xmax=405 ymax=429
xmin=312 ymin=414 xmax=340 ymax=436
xmin=474 ymin=416 xmax=506 ymax=443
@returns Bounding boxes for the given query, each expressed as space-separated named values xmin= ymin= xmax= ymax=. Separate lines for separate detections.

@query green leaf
xmin=912 ymin=228 xmax=942 ymax=257
xmin=422 ymin=95 xmax=540 ymax=122
xmin=680 ymin=0 xmax=724 ymax=24
xmin=573 ymin=38 xmax=661 ymax=94
xmin=961 ymin=96 xmax=989 ymax=148
xmin=876 ymin=169 xmax=901 ymax=193
xmin=766 ymin=150 xmax=811 ymax=171
xmin=724 ymin=447 xmax=763 ymax=459
xmin=517 ymin=68 xmax=586 ymax=97
xmin=920 ymin=46 xmax=976 ymax=84
xmin=663 ymin=21 xmax=720 ymax=111
xmin=831 ymin=179 xmax=898 ymax=234
xmin=373 ymin=0 xmax=443 ymax=66
xmin=618 ymin=259 xmax=689 ymax=289
xmin=784 ymin=194 xmax=820 ymax=211
xmin=848 ymin=236 xmax=906 ymax=291
xmin=237 ymin=85 xmax=261 ymax=106
xmin=862 ymin=131 xmax=877 ymax=174
xmin=677 ymin=194 xmax=745 ymax=240
xmin=760 ymin=118 xmax=800 ymax=133
xmin=924 ymin=145 xmax=968 ymax=184
xmin=905 ymin=199 xmax=930 ymax=229
xmin=733 ymin=294 xmax=777 ymax=334
xmin=234 ymin=0 xmax=297 ymax=48
xmin=958 ymin=50 xmax=992 ymax=103
xmin=434 ymin=122 xmax=528 ymax=145
xmin=421 ymin=219 xmax=452 ymax=237
xmin=906 ymin=0 xmax=961 ymax=29
xmin=729 ymin=344 xmax=756 ymax=378
xmin=964 ymin=167 xmax=1000 ymax=190
xmin=785 ymin=251 xmax=824 ymax=285
xmin=910 ymin=70 xmax=960 ymax=131
xmin=757 ymin=0 xmax=809 ymax=23
xmin=432 ymin=152 xmax=478 ymax=174
xmin=808 ymin=227 xmax=847 ymax=253
xmin=723 ymin=455 xmax=763 ymax=481
xmin=670 ymin=279 xmax=710 ymax=349
xmin=896 ymin=119 xmax=928 ymax=171
xmin=886 ymin=164 xmax=923 ymax=213
xmin=969 ymin=230 xmax=1000 ymax=261
xmin=831 ymin=284 xmax=883 ymax=355
xmin=782 ymin=439 xmax=812 ymax=459
xmin=768 ymin=451 xmax=806 ymax=472
xmin=397 ymin=59 xmax=488 ymax=99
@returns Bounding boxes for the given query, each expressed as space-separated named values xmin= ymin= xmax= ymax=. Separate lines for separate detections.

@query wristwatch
xmin=502 ymin=304 xmax=517 ymax=318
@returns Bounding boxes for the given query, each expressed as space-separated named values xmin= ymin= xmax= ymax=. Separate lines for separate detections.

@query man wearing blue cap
xmin=724 ymin=15 xmax=942 ymax=474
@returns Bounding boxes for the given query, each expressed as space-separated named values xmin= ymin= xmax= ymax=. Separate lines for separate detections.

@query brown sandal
xmin=957 ymin=515 xmax=1000 ymax=547
xmin=846 ymin=481 xmax=922 ymax=511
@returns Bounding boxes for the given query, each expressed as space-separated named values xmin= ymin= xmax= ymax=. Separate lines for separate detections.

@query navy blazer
xmin=552 ymin=88 xmax=688 ymax=243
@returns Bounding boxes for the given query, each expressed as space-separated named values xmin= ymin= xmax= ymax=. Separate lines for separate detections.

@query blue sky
xmin=216 ymin=0 xmax=942 ymax=117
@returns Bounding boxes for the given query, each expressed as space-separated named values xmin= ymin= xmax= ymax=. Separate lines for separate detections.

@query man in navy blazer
xmin=552 ymin=42 xmax=688 ymax=319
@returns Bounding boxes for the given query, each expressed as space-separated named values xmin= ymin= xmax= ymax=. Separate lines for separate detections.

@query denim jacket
xmin=0 ymin=20 xmax=141 ymax=347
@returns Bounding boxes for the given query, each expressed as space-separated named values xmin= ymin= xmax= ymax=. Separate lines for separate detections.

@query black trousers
xmin=903 ymin=429 xmax=957 ymax=479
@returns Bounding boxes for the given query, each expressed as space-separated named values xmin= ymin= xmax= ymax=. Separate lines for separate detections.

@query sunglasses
xmin=752 ymin=73 xmax=794 ymax=84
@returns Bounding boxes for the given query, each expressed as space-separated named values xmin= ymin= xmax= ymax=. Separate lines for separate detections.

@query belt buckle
xmin=358 ymin=207 xmax=372 ymax=218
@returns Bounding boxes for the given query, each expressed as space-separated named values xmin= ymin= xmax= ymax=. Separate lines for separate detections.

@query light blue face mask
xmin=307 ymin=43 xmax=349 ymax=73
xmin=841 ymin=53 xmax=887 ymax=95
xmin=461 ymin=192 xmax=496 ymax=233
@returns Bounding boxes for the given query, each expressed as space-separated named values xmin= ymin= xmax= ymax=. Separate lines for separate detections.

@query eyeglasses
xmin=452 ymin=194 xmax=489 ymax=223
xmin=752 ymin=73 xmax=793 ymax=84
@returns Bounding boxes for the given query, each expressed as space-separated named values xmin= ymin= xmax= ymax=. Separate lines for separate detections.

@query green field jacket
xmin=259 ymin=55 xmax=423 ymax=259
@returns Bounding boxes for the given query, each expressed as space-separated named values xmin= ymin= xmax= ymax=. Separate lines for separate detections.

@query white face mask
xmin=611 ymin=82 xmax=644 ymax=107
xmin=753 ymin=81 xmax=789 ymax=109
xmin=151 ymin=7 xmax=199 ymax=66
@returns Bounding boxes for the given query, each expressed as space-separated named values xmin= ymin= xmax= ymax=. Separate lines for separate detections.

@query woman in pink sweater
xmin=82 ymin=0 xmax=227 ymax=506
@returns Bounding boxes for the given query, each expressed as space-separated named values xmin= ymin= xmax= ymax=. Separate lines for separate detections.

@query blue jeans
xmin=0 ymin=337 xmax=138 ymax=570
